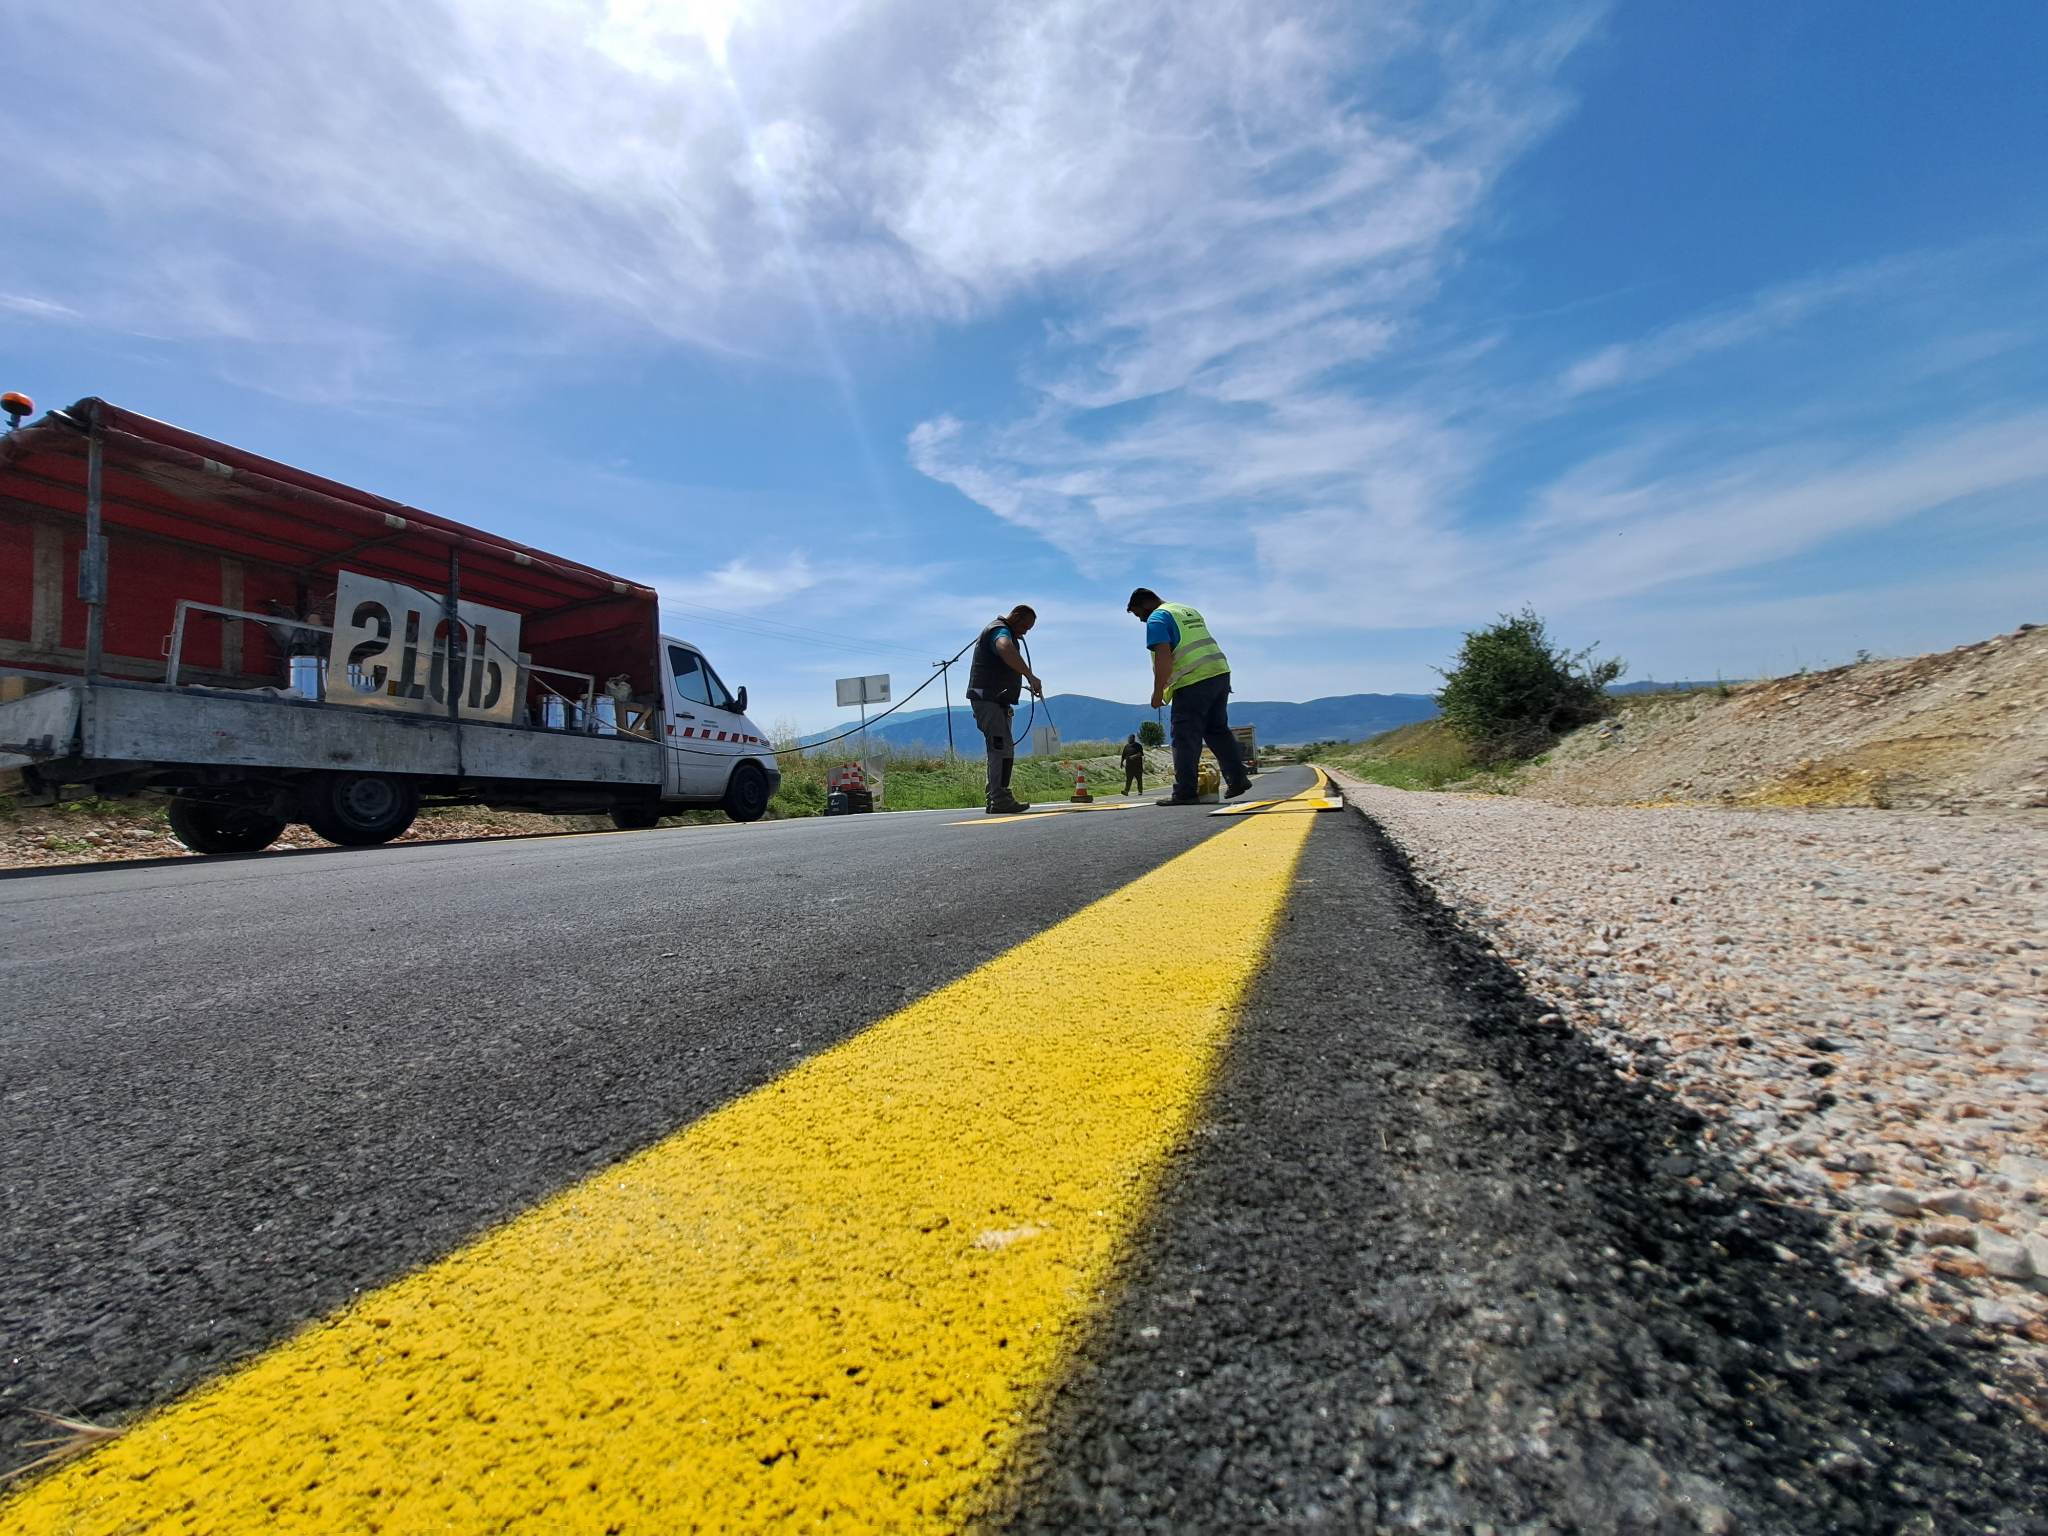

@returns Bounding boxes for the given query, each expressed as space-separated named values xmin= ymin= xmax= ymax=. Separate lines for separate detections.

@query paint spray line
xmin=1208 ymin=766 xmax=1340 ymax=814
xmin=5 ymin=780 xmax=1327 ymax=1533
xmin=950 ymin=802 xmax=1145 ymax=828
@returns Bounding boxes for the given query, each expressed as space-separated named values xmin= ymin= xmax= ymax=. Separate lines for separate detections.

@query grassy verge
xmin=1312 ymin=718 xmax=1486 ymax=791
xmin=766 ymin=740 xmax=1153 ymax=814
xmin=768 ymin=748 xmax=831 ymax=820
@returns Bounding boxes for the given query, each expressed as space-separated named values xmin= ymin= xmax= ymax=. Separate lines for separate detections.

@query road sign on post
xmin=834 ymin=675 xmax=890 ymax=707
xmin=833 ymin=675 xmax=891 ymax=781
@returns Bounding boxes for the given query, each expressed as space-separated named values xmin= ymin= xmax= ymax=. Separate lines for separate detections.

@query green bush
xmin=1137 ymin=720 xmax=1165 ymax=747
xmin=1436 ymin=608 xmax=1624 ymax=764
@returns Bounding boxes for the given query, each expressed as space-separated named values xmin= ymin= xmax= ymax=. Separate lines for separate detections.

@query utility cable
xmin=379 ymin=613 xmax=987 ymax=765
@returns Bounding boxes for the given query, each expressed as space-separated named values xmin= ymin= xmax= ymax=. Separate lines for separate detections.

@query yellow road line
xmin=8 ymin=784 xmax=1323 ymax=1533
xmin=1210 ymin=797 xmax=1342 ymax=816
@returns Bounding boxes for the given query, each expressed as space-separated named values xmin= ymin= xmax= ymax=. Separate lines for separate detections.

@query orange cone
xmin=1070 ymin=764 xmax=1093 ymax=803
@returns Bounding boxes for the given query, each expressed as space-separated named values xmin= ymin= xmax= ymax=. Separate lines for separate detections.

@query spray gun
xmin=1 ymin=391 xmax=31 ymax=433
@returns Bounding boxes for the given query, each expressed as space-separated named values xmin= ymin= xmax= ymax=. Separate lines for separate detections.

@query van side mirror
xmin=734 ymin=686 xmax=748 ymax=714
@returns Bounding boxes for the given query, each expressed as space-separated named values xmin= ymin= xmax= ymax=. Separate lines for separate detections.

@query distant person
xmin=965 ymin=605 xmax=1043 ymax=815
xmin=1125 ymin=587 xmax=1251 ymax=805
xmin=1120 ymin=732 xmax=1145 ymax=794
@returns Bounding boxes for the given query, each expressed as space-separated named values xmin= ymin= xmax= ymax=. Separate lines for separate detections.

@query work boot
xmin=1224 ymin=776 xmax=1254 ymax=799
xmin=1155 ymin=792 xmax=1201 ymax=806
xmin=985 ymin=793 xmax=1030 ymax=815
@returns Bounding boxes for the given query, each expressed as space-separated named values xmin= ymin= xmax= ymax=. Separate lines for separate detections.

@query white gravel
xmin=1324 ymin=768 xmax=2048 ymax=1399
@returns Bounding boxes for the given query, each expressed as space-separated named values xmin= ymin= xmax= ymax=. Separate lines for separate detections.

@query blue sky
xmin=4 ymin=1 xmax=2045 ymax=733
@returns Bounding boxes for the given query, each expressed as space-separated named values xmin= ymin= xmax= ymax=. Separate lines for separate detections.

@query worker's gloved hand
xmin=1027 ymin=673 xmax=1044 ymax=697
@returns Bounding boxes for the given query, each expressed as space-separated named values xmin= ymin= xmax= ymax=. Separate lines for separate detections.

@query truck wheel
xmin=609 ymin=805 xmax=662 ymax=831
xmin=723 ymin=761 xmax=771 ymax=823
xmin=303 ymin=773 xmax=419 ymax=847
xmin=168 ymin=801 xmax=288 ymax=856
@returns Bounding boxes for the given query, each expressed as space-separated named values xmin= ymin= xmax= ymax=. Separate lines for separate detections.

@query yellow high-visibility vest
xmin=1157 ymin=602 xmax=1229 ymax=702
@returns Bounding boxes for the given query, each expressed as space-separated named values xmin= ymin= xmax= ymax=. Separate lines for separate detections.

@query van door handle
xmin=677 ymin=712 xmax=696 ymax=720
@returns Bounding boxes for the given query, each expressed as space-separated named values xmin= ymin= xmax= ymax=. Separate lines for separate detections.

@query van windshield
xmin=702 ymin=661 xmax=737 ymax=711
xmin=668 ymin=646 xmax=713 ymax=706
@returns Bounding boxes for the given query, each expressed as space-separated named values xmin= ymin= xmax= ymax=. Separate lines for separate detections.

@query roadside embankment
xmin=1322 ymin=766 xmax=2048 ymax=1413
xmin=1514 ymin=624 xmax=2048 ymax=811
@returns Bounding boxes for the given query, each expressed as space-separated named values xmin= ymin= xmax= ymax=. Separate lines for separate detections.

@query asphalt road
xmin=0 ymin=781 xmax=1277 ymax=1463
xmin=4 ymin=768 xmax=2046 ymax=1532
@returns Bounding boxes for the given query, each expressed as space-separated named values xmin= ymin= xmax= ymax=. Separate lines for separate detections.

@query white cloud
xmin=1553 ymin=262 xmax=1907 ymax=399
xmin=8 ymin=0 xmax=2044 ymax=702
xmin=663 ymin=552 xmax=823 ymax=612
xmin=0 ymin=3 xmax=1585 ymax=350
xmin=0 ymin=292 xmax=82 ymax=322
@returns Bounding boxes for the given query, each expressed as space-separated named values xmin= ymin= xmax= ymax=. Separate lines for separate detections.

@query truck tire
xmin=168 ymin=801 xmax=289 ymax=856
xmin=609 ymin=805 xmax=662 ymax=831
xmin=723 ymin=761 xmax=771 ymax=823
xmin=302 ymin=773 xmax=419 ymax=847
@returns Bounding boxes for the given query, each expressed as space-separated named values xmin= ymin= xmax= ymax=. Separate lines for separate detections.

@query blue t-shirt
xmin=1144 ymin=609 xmax=1180 ymax=649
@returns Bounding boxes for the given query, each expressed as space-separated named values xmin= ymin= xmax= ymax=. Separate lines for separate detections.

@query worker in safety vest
xmin=1125 ymin=588 xmax=1252 ymax=805
xmin=965 ymin=605 xmax=1043 ymax=815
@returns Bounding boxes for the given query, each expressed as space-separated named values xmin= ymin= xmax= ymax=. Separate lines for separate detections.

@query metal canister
xmin=287 ymin=655 xmax=323 ymax=699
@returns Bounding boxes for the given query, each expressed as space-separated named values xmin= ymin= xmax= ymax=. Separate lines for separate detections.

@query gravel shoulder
xmin=1324 ymin=767 xmax=2048 ymax=1418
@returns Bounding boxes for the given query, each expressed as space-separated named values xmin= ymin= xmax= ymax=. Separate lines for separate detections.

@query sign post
xmin=833 ymin=674 xmax=891 ymax=778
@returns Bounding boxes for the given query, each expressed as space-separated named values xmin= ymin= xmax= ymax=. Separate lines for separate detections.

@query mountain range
xmin=799 ymin=678 xmax=1737 ymax=757
xmin=802 ymin=692 xmax=1440 ymax=755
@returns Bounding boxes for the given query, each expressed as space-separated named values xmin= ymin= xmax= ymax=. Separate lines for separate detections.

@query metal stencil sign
xmin=834 ymin=674 xmax=890 ymax=707
xmin=326 ymin=571 xmax=522 ymax=723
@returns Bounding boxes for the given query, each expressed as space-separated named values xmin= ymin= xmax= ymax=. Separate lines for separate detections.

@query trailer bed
xmin=0 ymin=682 xmax=661 ymax=785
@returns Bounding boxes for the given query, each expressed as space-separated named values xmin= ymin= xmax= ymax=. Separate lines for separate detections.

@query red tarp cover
xmin=0 ymin=398 xmax=660 ymax=694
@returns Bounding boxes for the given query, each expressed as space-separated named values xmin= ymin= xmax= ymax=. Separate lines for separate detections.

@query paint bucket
xmin=542 ymin=695 xmax=569 ymax=731
xmin=287 ymin=655 xmax=323 ymax=699
xmin=595 ymin=696 xmax=618 ymax=737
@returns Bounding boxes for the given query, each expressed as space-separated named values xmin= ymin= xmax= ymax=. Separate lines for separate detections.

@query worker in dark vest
xmin=966 ymin=605 xmax=1043 ymax=815
xmin=1126 ymin=587 xmax=1252 ymax=805
xmin=1120 ymin=732 xmax=1145 ymax=794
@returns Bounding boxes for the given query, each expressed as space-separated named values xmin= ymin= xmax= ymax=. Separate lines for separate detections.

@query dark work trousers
xmin=1169 ymin=672 xmax=1246 ymax=797
xmin=1123 ymin=764 xmax=1142 ymax=793
xmin=971 ymin=696 xmax=1016 ymax=803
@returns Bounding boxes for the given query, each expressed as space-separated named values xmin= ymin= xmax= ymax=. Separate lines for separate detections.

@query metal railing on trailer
xmin=160 ymin=600 xmax=603 ymax=729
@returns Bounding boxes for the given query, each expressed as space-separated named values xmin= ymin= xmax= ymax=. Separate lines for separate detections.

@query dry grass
xmin=1734 ymin=737 xmax=1997 ymax=810
xmin=1315 ymin=719 xmax=1482 ymax=791
xmin=1 ymin=1410 xmax=121 ymax=1483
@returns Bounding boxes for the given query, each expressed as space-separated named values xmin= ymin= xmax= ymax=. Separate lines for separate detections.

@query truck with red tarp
xmin=0 ymin=395 xmax=779 ymax=852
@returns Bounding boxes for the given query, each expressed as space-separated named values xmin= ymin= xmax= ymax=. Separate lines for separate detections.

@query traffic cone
xmin=1070 ymin=764 xmax=1093 ymax=803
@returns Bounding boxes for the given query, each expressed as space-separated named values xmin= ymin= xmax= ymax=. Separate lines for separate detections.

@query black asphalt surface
xmin=0 ymin=778 xmax=1288 ymax=1467
xmin=7 ymin=772 xmax=2047 ymax=1533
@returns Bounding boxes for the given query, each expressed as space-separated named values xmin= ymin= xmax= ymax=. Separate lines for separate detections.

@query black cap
xmin=1126 ymin=586 xmax=1160 ymax=614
